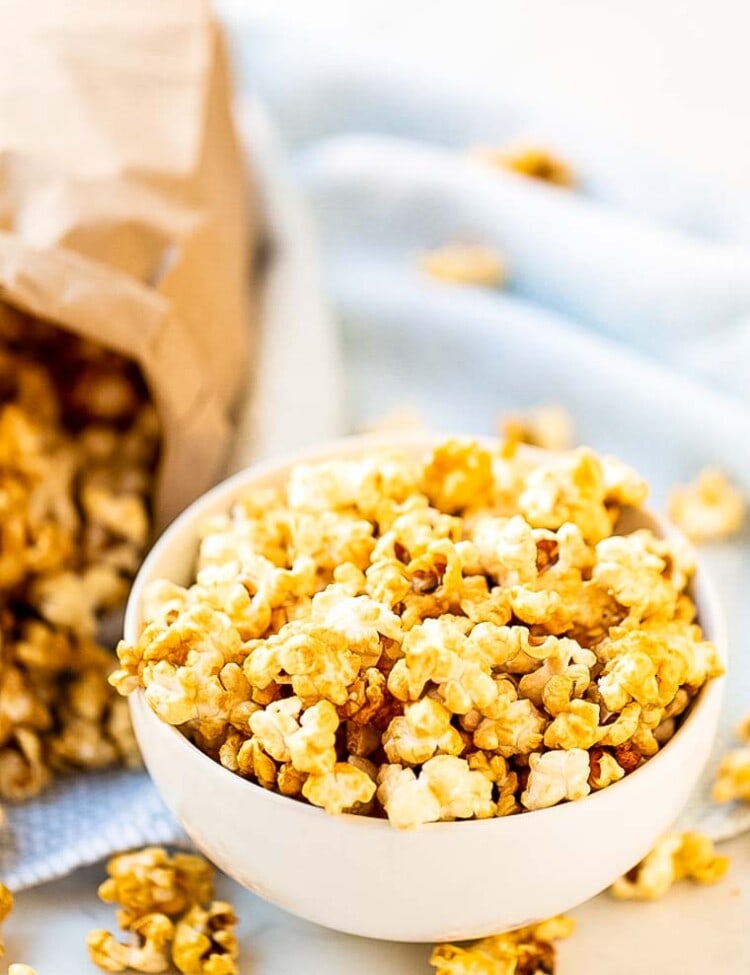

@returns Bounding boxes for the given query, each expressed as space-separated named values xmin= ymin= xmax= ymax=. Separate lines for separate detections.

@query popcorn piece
xmin=469 ymin=514 xmax=538 ymax=585
xmin=0 ymin=728 xmax=50 ymax=801
xmin=377 ymin=756 xmax=494 ymax=829
xmin=474 ymin=696 xmax=547 ymax=756
xmin=307 ymin=584 xmax=402 ymax=666
xmin=588 ymin=748 xmax=625 ymax=790
xmin=420 ymin=244 xmax=506 ymax=287
xmin=86 ymin=913 xmax=174 ymax=973
xmin=518 ymin=639 xmax=596 ymax=709
xmin=302 ymin=762 xmax=376 ymax=815
xmin=472 ymin=143 xmax=575 ymax=187
xmin=500 ymin=404 xmax=575 ymax=452
xmin=713 ymin=747 xmax=750 ymax=803
xmin=422 ymin=440 xmax=494 ymax=513
xmin=521 ymin=749 xmax=591 ymax=810
xmin=668 ymin=469 xmax=745 ymax=543
xmin=611 ymin=832 xmax=729 ymax=900
xmin=81 ymin=484 xmax=149 ymax=548
xmin=30 ymin=565 xmax=128 ymax=638
xmin=98 ymin=847 xmax=214 ymax=929
xmin=383 ymin=698 xmax=464 ymax=765
xmin=388 ymin=617 xmax=498 ymax=715
xmin=592 ymin=532 xmax=676 ymax=620
xmin=9 ymin=966 xmax=39 ymax=975
xmin=544 ymin=699 xmax=601 ymax=750
xmin=286 ymin=700 xmax=339 ymax=775
xmin=736 ymin=712 xmax=750 ymax=743
xmin=431 ymin=914 xmax=575 ymax=975
xmin=519 ymin=448 xmax=616 ymax=543
xmin=172 ymin=901 xmax=238 ymax=975
xmin=0 ymin=882 xmax=13 ymax=957
xmin=248 ymin=698 xmax=303 ymax=763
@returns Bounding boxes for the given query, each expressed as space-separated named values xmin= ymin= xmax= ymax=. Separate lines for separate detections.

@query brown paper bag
xmin=0 ymin=0 xmax=253 ymax=528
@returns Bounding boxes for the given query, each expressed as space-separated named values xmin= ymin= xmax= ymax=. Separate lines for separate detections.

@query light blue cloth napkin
xmin=230 ymin=21 xmax=750 ymax=839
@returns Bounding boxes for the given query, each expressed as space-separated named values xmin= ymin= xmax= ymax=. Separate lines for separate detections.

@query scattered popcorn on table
xmin=611 ymin=832 xmax=729 ymax=900
xmin=87 ymin=846 xmax=240 ymax=975
xmin=420 ymin=244 xmax=507 ymax=287
xmin=98 ymin=847 xmax=214 ymax=930
xmin=172 ymin=902 xmax=239 ymax=975
xmin=0 ymin=313 xmax=160 ymax=802
xmin=471 ymin=144 xmax=575 ymax=187
xmin=713 ymin=747 xmax=750 ymax=803
xmin=667 ymin=469 xmax=745 ymax=543
xmin=430 ymin=914 xmax=575 ymax=974
xmin=114 ymin=438 xmax=722 ymax=828
xmin=500 ymin=404 xmax=575 ymax=452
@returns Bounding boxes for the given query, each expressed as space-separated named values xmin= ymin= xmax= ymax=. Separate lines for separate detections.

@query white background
xmin=12 ymin=4 xmax=750 ymax=972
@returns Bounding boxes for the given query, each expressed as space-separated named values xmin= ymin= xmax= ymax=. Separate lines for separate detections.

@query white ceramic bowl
xmin=125 ymin=434 xmax=726 ymax=943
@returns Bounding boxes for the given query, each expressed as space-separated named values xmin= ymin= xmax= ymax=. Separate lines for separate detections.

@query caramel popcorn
xmin=713 ymin=747 xmax=750 ymax=803
xmin=500 ymin=404 xmax=575 ymax=452
xmin=521 ymin=748 xmax=591 ymax=810
xmin=172 ymin=902 xmax=238 ymax=975
xmin=431 ymin=914 xmax=575 ymax=974
xmin=88 ymin=847 xmax=241 ymax=975
xmin=667 ymin=469 xmax=745 ymax=543
xmin=419 ymin=244 xmax=507 ymax=287
xmin=98 ymin=847 xmax=214 ymax=929
xmin=472 ymin=143 xmax=575 ymax=187
xmin=611 ymin=832 xmax=729 ymax=900
xmin=0 ymin=313 xmax=159 ymax=802
xmin=302 ymin=762 xmax=376 ymax=815
xmin=116 ymin=438 xmax=720 ymax=828
xmin=87 ymin=913 xmax=175 ymax=973
xmin=377 ymin=755 xmax=494 ymax=829
xmin=0 ymin=882 xmax=13 ymax=957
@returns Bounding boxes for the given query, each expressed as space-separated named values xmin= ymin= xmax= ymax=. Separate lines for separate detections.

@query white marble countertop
xmin=8 ymin=833 xmax=750 ymax=973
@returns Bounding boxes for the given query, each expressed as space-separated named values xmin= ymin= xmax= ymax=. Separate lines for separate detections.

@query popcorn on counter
xmin=114 ymin=439 xmax=723 ymax=829
xmin=87 ymin=846 xmax=239 ymax=975
xmin=430 ymin=914 xmax=575 ymax=974
xmin=611 ymin=831 xmax=729 ymax=901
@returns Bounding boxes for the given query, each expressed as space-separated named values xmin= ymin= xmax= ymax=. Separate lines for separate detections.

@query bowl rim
xmin=126 ymin=431 xmax=727 ymax=833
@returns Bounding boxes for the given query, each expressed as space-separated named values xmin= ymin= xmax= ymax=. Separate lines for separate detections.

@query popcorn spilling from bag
xmin=114 ymin=438 xmax=724 ymax=829
xmin=0 ymin=308 xmax=159 ymax=806
xmin=86 ymin=846 xmax=240 ymax=975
